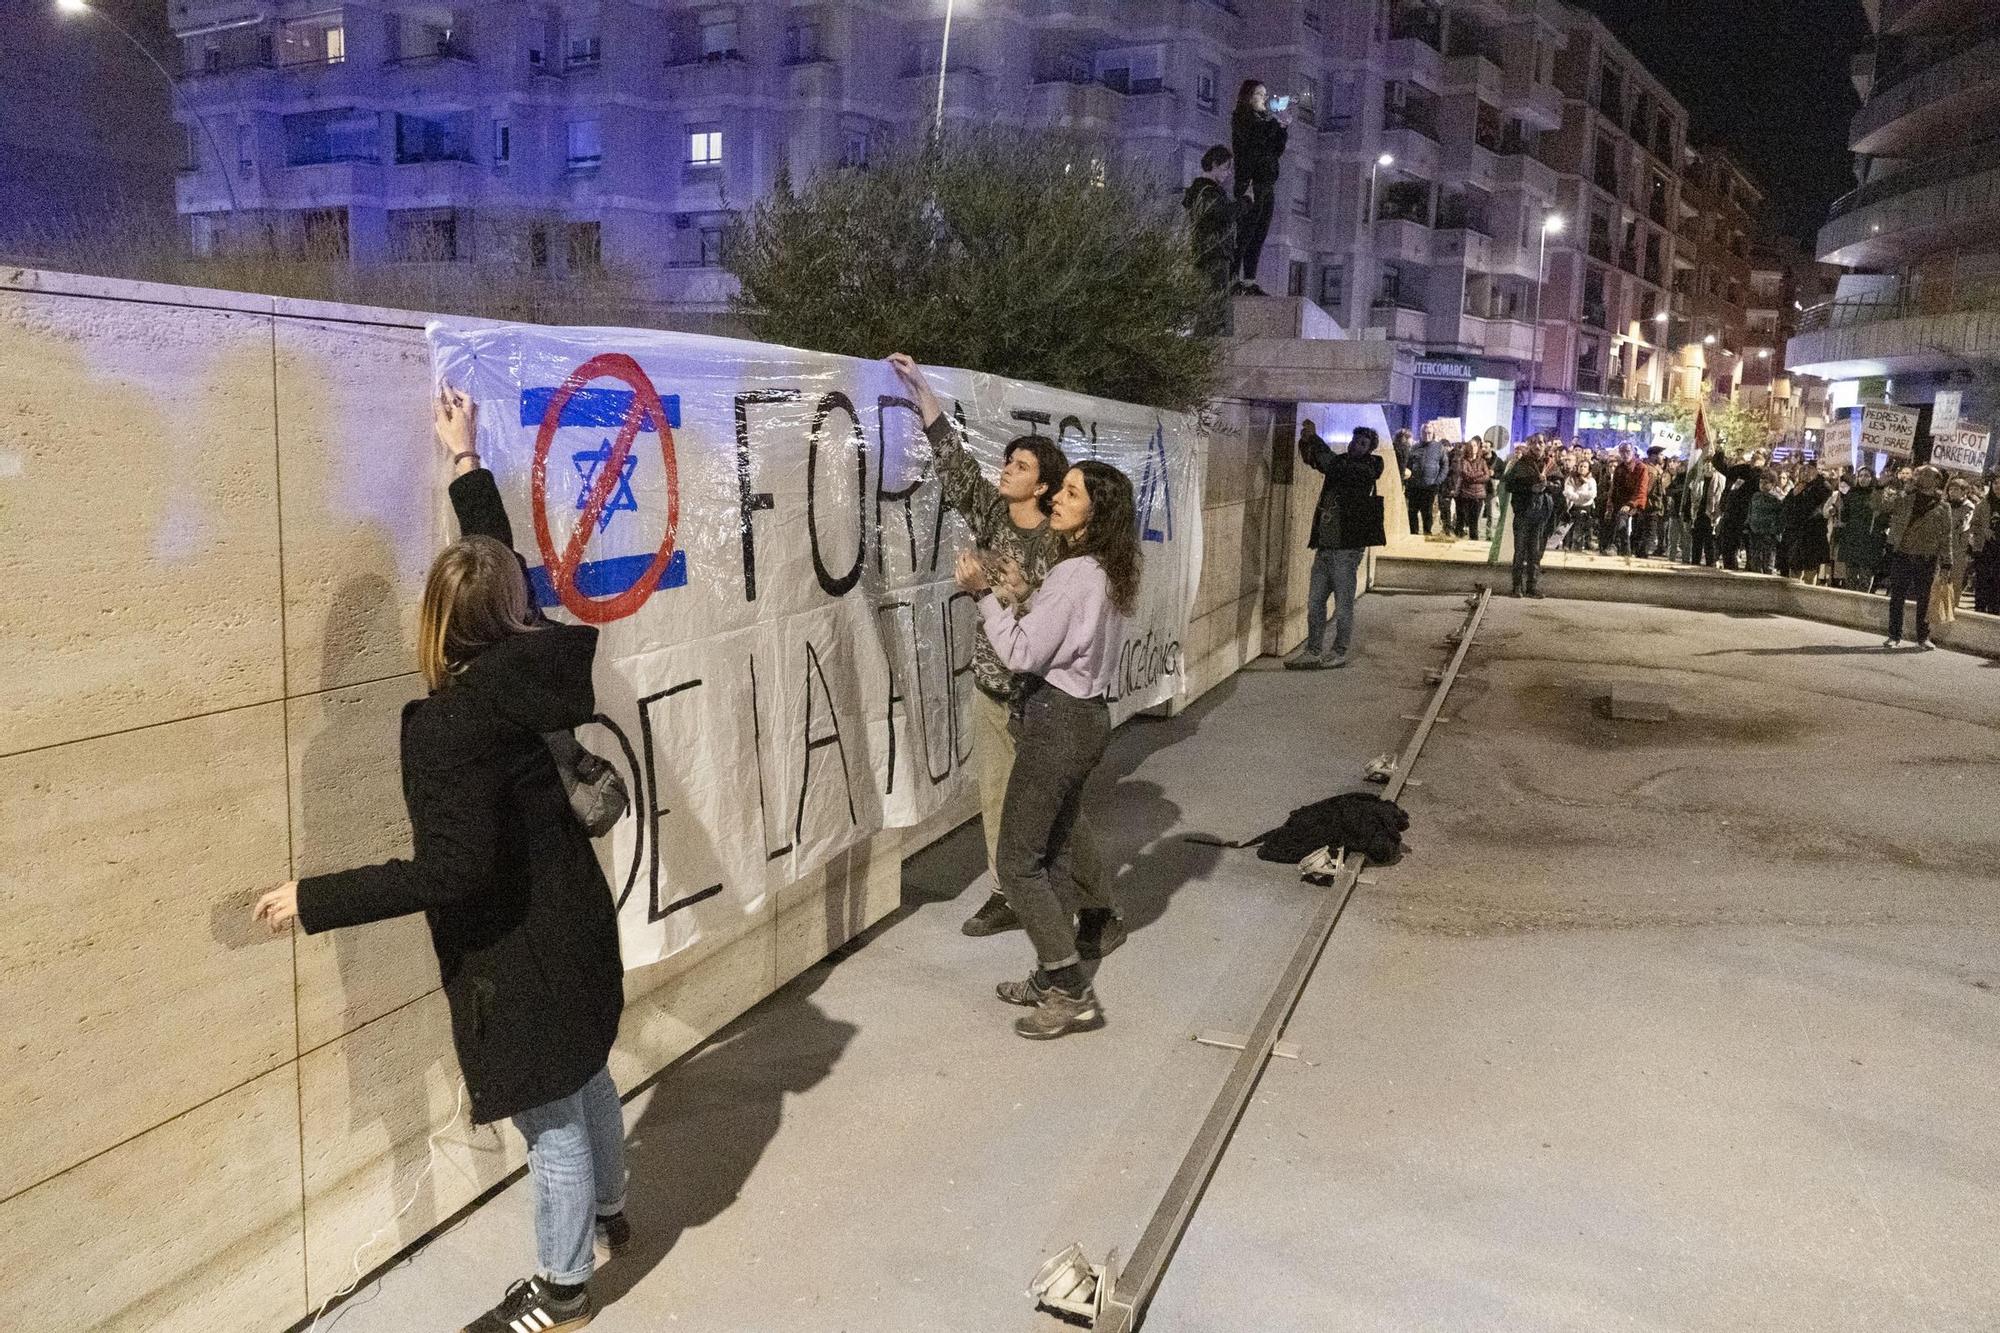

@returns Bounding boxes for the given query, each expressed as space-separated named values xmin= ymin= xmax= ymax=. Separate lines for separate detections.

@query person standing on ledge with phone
xmin=1230 ymin=79 xmax=1290 ymax=295
xmin=252 ymin=387 xmax=632 ymax=1333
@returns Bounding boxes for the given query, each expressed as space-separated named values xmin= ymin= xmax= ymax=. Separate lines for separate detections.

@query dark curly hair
xmin=1063 ymin=461 xmax=1143 ymax=616
xmin=1003 ymin=434 xmax=1071 ymax=516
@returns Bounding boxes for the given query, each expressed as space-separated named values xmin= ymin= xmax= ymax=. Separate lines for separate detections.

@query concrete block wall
xmin=0 ymin=267 xmax=1288 ymax=1329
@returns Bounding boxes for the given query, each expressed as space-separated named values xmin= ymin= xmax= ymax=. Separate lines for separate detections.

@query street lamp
xmin=933 ymin=0 xmax=959 ymax=137
xmin=1368 ymin=152 xmax=1393 ymax=224
xmin=1525 ymin=213 xmax=1563 ymax=435
xmin=55 ymin=0 xmax=239 ymax=213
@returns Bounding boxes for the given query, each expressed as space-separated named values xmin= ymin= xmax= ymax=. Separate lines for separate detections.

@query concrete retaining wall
xmin=0 ymin=267 xmax=1286 ymax=1329
xmin=1375 ymin=554 xmax=2000 ymax=660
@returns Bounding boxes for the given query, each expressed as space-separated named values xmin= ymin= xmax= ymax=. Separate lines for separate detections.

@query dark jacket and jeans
xmin=1183 ymin=176 xmax=1237 ymax=296
xmin=1505 ymin=454 xmax=1555 ymax=594
xmin=1405 ymin=438 xmax=1449 ymax=535
xmin=1298 ymin=430 xmax=1387 ymax=660
xmin=297 ymin=468 xmax=627 ymax=1285
xmin=1231 ymin=106 xmax=1288 ymax=283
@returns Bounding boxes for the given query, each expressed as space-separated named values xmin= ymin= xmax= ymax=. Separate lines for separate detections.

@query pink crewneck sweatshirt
xmin=978 ymin=555 xmax=1124 ymax=701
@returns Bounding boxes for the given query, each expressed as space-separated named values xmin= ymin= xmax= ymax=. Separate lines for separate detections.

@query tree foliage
xmin=725 ymin=130 xmax=1221 ymax=411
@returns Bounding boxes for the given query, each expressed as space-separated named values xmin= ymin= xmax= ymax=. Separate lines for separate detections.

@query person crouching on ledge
xmin=954 ymin=460 xmax=1143 ymax=1039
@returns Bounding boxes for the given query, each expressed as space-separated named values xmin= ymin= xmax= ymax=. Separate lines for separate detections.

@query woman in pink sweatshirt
xmin=954 ymin=460 xmax=1142 ymax=1039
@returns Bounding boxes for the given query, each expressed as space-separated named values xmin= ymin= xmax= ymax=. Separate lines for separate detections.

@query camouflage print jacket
xmin=925 ymin=413 xmax=1062 ymax=701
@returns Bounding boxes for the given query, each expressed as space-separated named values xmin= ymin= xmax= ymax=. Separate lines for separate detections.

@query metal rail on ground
xmin=1080 ymin=587 xmax=1492 ymax=1332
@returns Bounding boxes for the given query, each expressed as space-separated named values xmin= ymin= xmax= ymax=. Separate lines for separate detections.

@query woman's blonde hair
xmin=417 ymin=536 xmax=538 ymax=690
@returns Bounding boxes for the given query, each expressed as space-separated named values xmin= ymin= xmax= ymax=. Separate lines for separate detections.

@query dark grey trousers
xmin=997 ymin=684 xmax=1112 ymax=970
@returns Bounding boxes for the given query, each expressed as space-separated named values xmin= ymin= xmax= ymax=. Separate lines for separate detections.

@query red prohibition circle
xmin=529 ymin=353 xmax=682 ymax=625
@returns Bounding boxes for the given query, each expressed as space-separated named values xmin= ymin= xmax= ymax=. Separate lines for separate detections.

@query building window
xmin=786 ymin=11 xmax=822 ymax=63
xmin=1195 ymin=61 xmax=1220 ymax=114
xmin=237 ymin=123 xmax=255 ymax=172
xmin=1294 ymin=171 xmax=1314 ymax=217
xmin=494 ymin=120 xmax=511 ymax=166
xmin=275 ymin=12 xmax=345 ymax=66
xmin=566 ymin=119 xmax=603 ymax=168
xmin=1094 ymin=44 xmax=1166 ymax=95
xmin=282 ymin=108 xmax=379 ymax=166
xmin=840 ymin=124 xmax=871 ymax=169
xmin=688 ymin=125 xmax=723 ymax=168
xmin=700 ymin=225 xmax=727 ymax=267
xmin=1296 ymin=74 xmax=1319 ymax=126
xmin=1288 ymin=259 xmax=1307 ymax=298
xmin=567 ymin=220 xmax=603 ymax=270
xmin=529 ymin=224 xmax=550 ymax=269
xmin=1303 ymin=0 xmax=1324 ymax=30
xmin=395 ymin=112 xmax=473 ymax=165
xmin=567 ymin=32 xmax=601 ymax=66
xmin=1319 ymin=263 xmax=1345 ymax=308
xmin=300 ymin=206 xmax=349 ymax=259
xmin=389 ymin=207 xmax=461 ymax=262
xmin=180 ymin=124 xmax=200 ymax=172
xmin=701 ymin=9 xmax=742 ymax=59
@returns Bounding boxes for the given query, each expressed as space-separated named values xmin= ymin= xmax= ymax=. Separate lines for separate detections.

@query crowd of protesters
xmin=1405 ymin=430 xmax=2000 ymax=643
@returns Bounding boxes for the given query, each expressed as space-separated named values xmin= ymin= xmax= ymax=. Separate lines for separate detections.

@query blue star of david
xmin=571 ymin=439 xmax=640 ymax=532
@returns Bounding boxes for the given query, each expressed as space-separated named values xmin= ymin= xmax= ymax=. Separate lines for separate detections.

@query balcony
xmin=1492 ymin=150 xmax=1557 ymax=199
xmin=1384 ymin=36 xmax=1445 ymax=87
xmin=1499 ymin=64 xmax=1564 ymax=130
xmin=1043 ymin=0 xmax=1119 ymax=28
xmin=1432 ymin=224 xmax=1492 ymax=271
xmin=1379 ymin=126 xmax=1442 ymax=178
xmin=1444 ymin=139 xmax=1500 ymax=190
xmin=1483 ymin=318 xmax=1538 ymax=361
xmin=1030 ymin=76 xmax=1124 ymax=130
xmin=266 ymin=158 xmax=384 ymax=204
xmin=1817 ymin=136 xmax=2000 ymax=267
xmin=1444 ymin=53 xmax=1505 ymax=100
xmin=1368 ymin=301 xmax=1429 ymax=342
xmin=1373 ymin=216 xmax=1432 ymax=264
xmin=903 ymin=65 xmax=991 ymax=120
xmin=667 ymin=52 xmax=752 ymax=100
xmin=1432 ymin=310 xmax=1488 ymax=350
xmin=788 ymin=59 xmax=841 ymax=100
xmin=1849 ymin=21 xmax=2000 ymax=158
xmin=1485 ymin=238 xmax=1542 ymax=281
xmin=1117 ymin=87 xmax=1181 ymax=136
xmin=1384 ymin=107 xmax=1441 ymax=143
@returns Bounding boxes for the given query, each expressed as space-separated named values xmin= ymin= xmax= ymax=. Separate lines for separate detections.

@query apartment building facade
xmin=168 ymin=0 xmax=1724 ymax=443
xmin=1747 ymin=234 xmax=1838 ymax=447
xmin=1787 ymin=0 xmax=2000 ymax=469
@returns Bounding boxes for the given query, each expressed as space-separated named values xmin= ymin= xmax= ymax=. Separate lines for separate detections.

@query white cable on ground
xmin=306 ymin=1078 xmax=471 ymax=1333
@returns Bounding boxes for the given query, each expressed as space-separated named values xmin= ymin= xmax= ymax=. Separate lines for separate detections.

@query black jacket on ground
xmin=1182 ymin=177 xmax=1238 ymax=269
xmin=1299 ymin=431 xmax=1387 ymax=549
xmin=297 ymin=469 xmax=624 ymax=1125
xmin=1231 ymin=106 xmax=1288 ymax=190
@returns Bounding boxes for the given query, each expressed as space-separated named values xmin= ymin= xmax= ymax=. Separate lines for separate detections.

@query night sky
xmin=1579 ymin=0 xmax=1872 ymax=247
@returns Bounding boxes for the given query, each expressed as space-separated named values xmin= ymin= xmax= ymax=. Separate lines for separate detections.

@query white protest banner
xmin=1858 ymin=403 xmax=1920 ymax=459
xmin=1930 ymin=422 xmax=1990 ymax=474
xmin=429 ymin=322 xmax=1205 ymax=968
xmin=1424 ymin=417 xmax=1463 ymax=442
xmin=1931 ymin=390 xmax=1961 ymax=438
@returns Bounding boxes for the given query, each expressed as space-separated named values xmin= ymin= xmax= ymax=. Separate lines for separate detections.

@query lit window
xmin=689 ymin=127 xmax=723 ymax=167
xmin=1196 ymin=61 xmax=1219 ymax=114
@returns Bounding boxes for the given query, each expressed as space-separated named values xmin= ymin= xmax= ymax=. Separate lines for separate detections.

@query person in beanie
xmin=1287 ymin=422 xmax=1387 ymax=670
xmin=254 ymin=388 xmax=631 ymax=1333
xmin=1882 ymin=465 xmax=1958 ymax=649
xmin=1832 ymin=467 xmax=1883 ymax=589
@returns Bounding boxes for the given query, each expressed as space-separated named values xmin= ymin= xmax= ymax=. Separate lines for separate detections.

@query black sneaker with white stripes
xmin=461 ymin=1276 xmax=593 ymax=1333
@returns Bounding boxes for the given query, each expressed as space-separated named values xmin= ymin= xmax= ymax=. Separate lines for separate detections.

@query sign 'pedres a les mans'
xmin=430 ymin=322 xmax=1205 ymax=969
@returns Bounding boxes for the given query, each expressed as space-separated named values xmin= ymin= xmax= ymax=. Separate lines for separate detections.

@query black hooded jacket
xmin=1231 ymin=105 xmax=1288 ymax=190
xmin=297 ymin=469 xmax=624 ymax=1124
xmin=1182 ymin=176 xmax=1237 ymax=267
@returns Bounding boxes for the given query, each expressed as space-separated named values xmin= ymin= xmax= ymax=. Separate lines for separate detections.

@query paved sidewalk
xmin=307 ymin=595 xmax=1461 ymax=1333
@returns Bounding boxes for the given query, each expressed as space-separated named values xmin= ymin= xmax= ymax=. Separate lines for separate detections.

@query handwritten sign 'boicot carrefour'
xmin=1858 ymin=403 xmax=1920 ymax=459
xmin=428 ymin=321 xmax=1204 ymax=970
xmin=1930 ymin=423 xmax=1991 ymax=474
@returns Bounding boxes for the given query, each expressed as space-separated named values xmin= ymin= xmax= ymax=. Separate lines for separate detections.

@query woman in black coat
xmin=255 ymin=388 xmax=628 ymax=1333
xmin=1230 ymin=78 xmax=1290 ymax=293
xmin=1781 ymin=465 xmax=1835 ymax=584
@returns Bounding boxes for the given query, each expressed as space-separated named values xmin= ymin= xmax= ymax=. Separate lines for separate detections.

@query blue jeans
xmin=512 ymin=1064 xmax=628 ymax=1285
xmin=1305 ymin=547 xmax=1364 ymax=658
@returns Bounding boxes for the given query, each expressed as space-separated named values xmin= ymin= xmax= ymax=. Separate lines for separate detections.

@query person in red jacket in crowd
xmin=1609 ymin=443 xmax=1651 ymax=557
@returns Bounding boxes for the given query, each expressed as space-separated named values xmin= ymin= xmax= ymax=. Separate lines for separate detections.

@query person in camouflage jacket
xmin=888 ymin=355 xmax=1125 ymax=958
